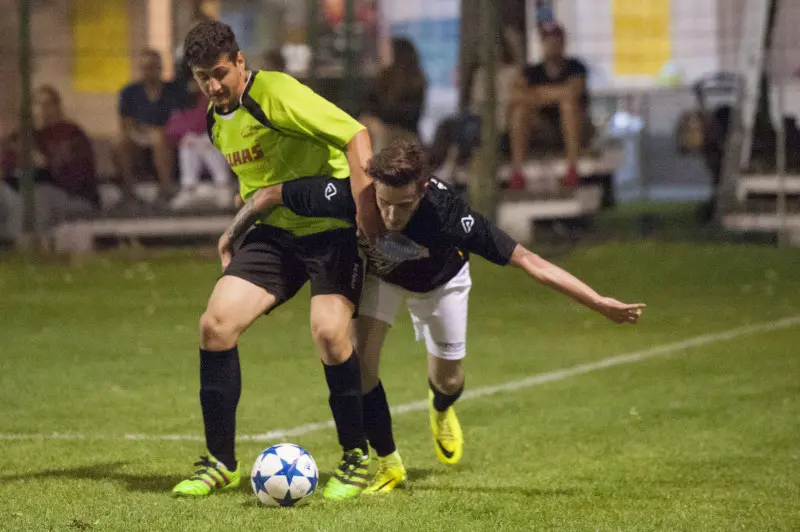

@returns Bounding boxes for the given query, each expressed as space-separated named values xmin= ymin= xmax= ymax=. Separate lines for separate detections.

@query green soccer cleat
xmin=172 ymin=455 xmax=240 ymax=497
xmin=429 ymin=390 xmax=464 ymax=465
xmin=322 ymin=448 xmax=370 ymax=500
xmin=364 ymin=451 xmax=407 ymax=494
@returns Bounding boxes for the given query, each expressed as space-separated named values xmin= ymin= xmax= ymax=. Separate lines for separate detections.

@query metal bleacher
xmin=722 ymin=174 xmax=800 ymax=244
xmin=53 ymin=182 xmax=234 ymax=255
xmin=51 ymin=133 xmax=621 ymax=254
xmin=494 ymin=146 xmax=622 ymax=242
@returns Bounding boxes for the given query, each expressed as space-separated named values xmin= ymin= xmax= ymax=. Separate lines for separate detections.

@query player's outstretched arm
xmin=508 ymin=244 xmax=645 ymax=324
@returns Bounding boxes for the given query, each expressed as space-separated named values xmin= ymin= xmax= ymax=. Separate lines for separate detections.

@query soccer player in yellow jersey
xmin=171 ymin=20 xmax=379 ymax=500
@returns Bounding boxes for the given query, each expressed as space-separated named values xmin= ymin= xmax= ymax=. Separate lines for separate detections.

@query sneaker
xmin=322 ymin=448 xmax=370 ymax=500
xmin=170 ymin=188 xmax=197 ymax=211
xmin=562 ymin=163 xmax=580 ymax=188
xmin=508 ymin=169 xmax=527 ymax=190
xmin=213 ymin=186 xmax=234 ymax=210
xmin=171 ymin=455 xmax=240 ymax=497
xmin=429 ymin=390 xmax=464 ymax=465
xmin=364 ymin=451 xmax=407 ymax=494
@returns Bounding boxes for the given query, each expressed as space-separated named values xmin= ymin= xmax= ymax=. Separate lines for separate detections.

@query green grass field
xmin=1 ymin=240 xmax=799 ymax=531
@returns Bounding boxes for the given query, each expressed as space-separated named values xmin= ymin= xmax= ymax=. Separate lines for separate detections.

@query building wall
xmin=549 ymin=0 xmax=800 ymax=88
xmin=555 ymin=0 xmax=719 ymax=89
xmin=0 ymin=0 xmax=149 ymax=140
xmin=0 ymin=0 xmax=21 ymax=137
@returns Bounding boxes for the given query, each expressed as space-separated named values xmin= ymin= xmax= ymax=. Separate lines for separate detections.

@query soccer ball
xmin=250 ymin=443 xmax=319 ymax=507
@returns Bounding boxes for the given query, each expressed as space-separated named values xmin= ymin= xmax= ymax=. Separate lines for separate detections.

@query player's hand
xmin=217 ymin=232 xmax=234 ymax=272
xmin=355 ymin=182 xmax=382 ymax=245
xmin=594 ymin=297 xmax=646 ymax=324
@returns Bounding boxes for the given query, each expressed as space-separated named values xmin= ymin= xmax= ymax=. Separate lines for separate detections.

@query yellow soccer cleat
xmin=429 ymin=390 xmax=463 ymax=464
xmin=364 ymin=451 xmax=407 ymax=494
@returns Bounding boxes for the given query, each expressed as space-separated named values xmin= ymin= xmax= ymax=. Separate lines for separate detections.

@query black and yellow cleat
xmin=172 ymin=455 xmax=240 ymax=497
xmin=322 ymin=448 xmax=370 ymax=500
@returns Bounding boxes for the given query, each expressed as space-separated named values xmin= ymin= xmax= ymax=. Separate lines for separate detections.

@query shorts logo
xmin=324 ymin=183 xmax=337 ymax=201
xmin=350 ymin=261 xmax=362 ymax=289
xmin=461 ymin=215 xmax=475 ymax=233
xmin=436 ymin=341 xmax=465 ymax=351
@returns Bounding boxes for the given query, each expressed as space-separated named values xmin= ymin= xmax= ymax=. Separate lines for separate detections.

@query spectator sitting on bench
xmin=508 ymin=21 xmax=593 ymax=191
xmin=0 ymin=85 xmax=97 ymax=248
xmin=469 ymin=25 xmax=525 ymax=158
xmin=115 ymin=49 xmax=183 ymax=204
xmin=166 ymin=79 xmax=232 ymax=211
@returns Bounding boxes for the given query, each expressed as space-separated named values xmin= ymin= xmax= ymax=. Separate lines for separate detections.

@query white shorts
xmin=359 ymin=263 xmax=471 ymax=360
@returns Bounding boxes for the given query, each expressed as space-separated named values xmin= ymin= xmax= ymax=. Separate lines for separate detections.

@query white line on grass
xmin=3 ymin=315 xmax=799 ymax=442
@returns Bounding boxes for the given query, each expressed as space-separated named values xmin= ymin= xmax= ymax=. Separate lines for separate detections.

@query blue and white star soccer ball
xmin=251 ymin=443 xmax=319 ymax=507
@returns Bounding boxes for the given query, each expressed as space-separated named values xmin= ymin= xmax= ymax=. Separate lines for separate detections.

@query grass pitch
xmin=1 ymin=240 xmax=799 ymax=531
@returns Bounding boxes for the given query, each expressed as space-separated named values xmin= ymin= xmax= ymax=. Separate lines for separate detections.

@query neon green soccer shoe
xmin=322 ymin=448 xmax=370 ymax=500
xmin=172 ymin=455 xmax=240 ymax=497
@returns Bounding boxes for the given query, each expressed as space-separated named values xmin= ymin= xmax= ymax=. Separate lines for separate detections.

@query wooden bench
xmin=722 ymin=212 xmax=800 ymax=246
xmin=496 ymin=185 xmax=604 ymax=243
xmin=735 ymin=174 xmax=800 ymax=202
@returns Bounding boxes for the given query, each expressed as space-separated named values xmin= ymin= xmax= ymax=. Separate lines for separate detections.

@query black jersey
xmin=281 ymin=175 xmax=517 ymax=292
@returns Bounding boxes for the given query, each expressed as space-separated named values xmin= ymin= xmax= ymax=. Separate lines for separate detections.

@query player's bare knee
xmin=311 ymin=322 xmax=350 ymax=362
xmin=199 ymin=311 xmax=239 ymax=350
xmin=433 ymin=373 xmax=463 ymax=394
xmin=430 ymin=359 xmax=464 ymax=394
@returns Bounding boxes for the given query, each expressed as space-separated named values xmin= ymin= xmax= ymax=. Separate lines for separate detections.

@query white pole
xmin=775 ymin=82 xmax=787 ymax=247
xmin=772 ymin=1 xmax=788 ymax=247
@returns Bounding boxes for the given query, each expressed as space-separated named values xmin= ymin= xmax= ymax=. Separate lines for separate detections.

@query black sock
xmin=429 ymin=379 xmax=464 ymax=413
xmin=324 ymin=353 xmax=368 ymax=454
xmin=362 ymin=381 xmax=396 ymax=457
xmin=200 ymin=347 xmax=241 ymax=470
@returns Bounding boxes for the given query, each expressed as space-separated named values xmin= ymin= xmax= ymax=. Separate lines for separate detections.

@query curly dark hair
xmin=366 ymin=140 xmax=430 ymax=188
xmin=184 ymin=20 xmax=240 ymax=68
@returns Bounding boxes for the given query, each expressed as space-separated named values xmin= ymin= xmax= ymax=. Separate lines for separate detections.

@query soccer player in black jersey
xmin=239 ymin=140 xmax=645 ymax=492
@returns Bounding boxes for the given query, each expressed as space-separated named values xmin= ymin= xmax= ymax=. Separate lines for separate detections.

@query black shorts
xmin=223 ymin=224 xmax=364 ymax=312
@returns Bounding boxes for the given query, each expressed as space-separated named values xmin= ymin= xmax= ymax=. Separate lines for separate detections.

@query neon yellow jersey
xmin=207 ymin=70 xmax=364 ymax=236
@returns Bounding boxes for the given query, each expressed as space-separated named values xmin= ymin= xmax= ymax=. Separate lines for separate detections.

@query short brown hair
xmin=184 ymin=20 xmax=240 ymax=68
xmin=366 ymin=140 xmax=429 ymax=188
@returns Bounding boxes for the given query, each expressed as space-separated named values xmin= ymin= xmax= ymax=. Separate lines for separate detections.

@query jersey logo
xmin=324 ymin=182 xmax=337 ymax=201
xmin=241 ymin=124 xmax=261 ymax=139
xmin=431 ymin=178 xmax=447 ymax=190
xmin=225 ymin=144 xmax=265 ymax=167
xmin=461 ymin=215 xmax=474 ymax=234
